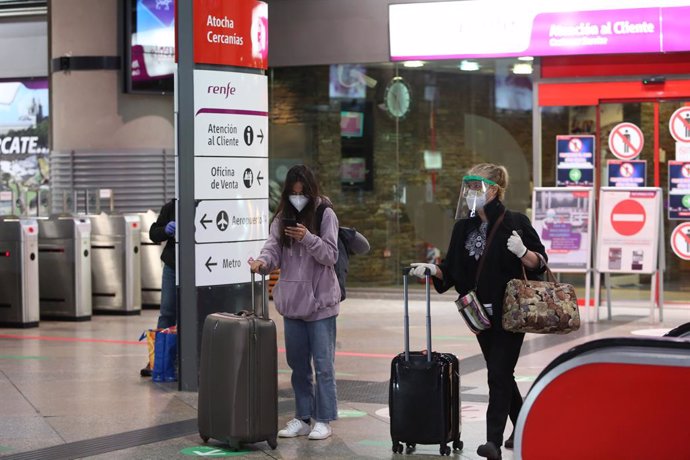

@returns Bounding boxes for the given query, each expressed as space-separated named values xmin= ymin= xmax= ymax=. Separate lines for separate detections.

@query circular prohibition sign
xmin=608 ymin=122 xmax=644 ymax=160
xmin=669 ymin=107 xmax=690 ymax=143
xmin=610 ymin=199 xmax=646 ymax=237
xmin=670 ymin=222 xmax=690 ymax=261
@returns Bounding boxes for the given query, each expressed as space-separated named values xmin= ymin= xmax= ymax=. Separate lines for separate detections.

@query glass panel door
xmin=659 ymin=100 xmax=690 ymax=305
xmin=598 ymin=101 xmax=656 ymax=302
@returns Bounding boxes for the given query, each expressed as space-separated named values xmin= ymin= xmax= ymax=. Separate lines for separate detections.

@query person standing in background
xmin=141 ymin=199 xmax=176 ymax=377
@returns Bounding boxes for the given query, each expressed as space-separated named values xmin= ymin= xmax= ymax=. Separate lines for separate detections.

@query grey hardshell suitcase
xmin=198 ymin=273 xmax=278 ymax=450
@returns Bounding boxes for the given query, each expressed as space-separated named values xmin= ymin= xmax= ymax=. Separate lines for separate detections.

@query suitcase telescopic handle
xmin=250 ymin=272 xmax=269 ymax=319
xmin=402 ymin=267 xmax=432 ymax=363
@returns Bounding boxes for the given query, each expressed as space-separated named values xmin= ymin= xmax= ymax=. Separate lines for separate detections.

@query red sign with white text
xmin=194 ymin=0 xmax=268 ymax=69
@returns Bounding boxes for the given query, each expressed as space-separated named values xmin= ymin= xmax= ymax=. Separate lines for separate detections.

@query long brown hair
xmin=271 ymin=164 xmax=322 ymax=247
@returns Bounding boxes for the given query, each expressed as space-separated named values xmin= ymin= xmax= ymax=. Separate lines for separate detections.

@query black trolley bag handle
xmin=247 ymin=272 xmax=269 ymax=319
xmin=402 ymin=267 xmax=433 ymax=363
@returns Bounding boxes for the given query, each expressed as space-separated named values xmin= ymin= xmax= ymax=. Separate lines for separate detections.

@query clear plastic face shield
xmin=455 ymin=175 xmax=498 ymax=218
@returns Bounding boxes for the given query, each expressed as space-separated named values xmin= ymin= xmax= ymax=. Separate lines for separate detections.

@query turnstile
xmin=90 ymin=213 xmax=141 ymax=314
xmin=37 ymin=216 xmax=92 ymax=321
xmin=0 ymin=217 xmax=39 ymax=327
xmin=139 ymin=210 xmax=163 ymax=308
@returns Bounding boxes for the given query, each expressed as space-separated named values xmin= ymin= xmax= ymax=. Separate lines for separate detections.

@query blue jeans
xmin=284 ymin=316 xmax=338 ymax=423
xmin=157 ymin=264 xmax=177 ymax=329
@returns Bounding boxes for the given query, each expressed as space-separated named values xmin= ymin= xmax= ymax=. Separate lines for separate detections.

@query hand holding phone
xmin=282 ymin=217 xmax=297 ymax=227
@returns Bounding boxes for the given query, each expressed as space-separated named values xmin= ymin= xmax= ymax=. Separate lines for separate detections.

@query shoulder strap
xmin=314 ymin=202 xmax=332 ymax=236
xmin=474 ymin=210 xmax=506 ymax=288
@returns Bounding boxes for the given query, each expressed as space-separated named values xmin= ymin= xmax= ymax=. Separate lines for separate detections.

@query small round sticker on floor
xmin=180 ymin=446 xmax=250 ymax=457
xmin=338 ymin=409 xmax=367 ymax=418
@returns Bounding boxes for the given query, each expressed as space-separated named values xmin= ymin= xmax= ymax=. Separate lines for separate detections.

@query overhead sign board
xmin=389 ymin=2 xmax=690 ymax=60
xmin=607 ymin=160 xmax=646 ymax=187
xmin=608 ymin=122 xmax=643 ymax=160
xmin=596 ymin=187 xmax=661 ymax=274
xmin=193 ymin=0 xmax=268 ymax=69
xmin=556 ymin=135 xmax=594 ymax=187
xmin=532 ymin=187 xmax=593 ymax=272
xmin=668 ymin=161 xmax=690 ymax=220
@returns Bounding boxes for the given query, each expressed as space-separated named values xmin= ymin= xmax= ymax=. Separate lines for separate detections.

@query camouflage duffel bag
xmin=502 ymin=265 xmax=580 ymax=334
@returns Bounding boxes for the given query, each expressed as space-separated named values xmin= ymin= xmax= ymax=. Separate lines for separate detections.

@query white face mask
xmin=466 ymin=191 xmax=487 ymax=215
xmin=288 ymin=195 xmax=309 ymax=212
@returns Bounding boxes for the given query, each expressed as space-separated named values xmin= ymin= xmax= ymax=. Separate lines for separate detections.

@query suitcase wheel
xmin=392 ymin=441 xmax=403 ymax=454
xmin=405 ymin=443 xmax=416 ymax=454
xmin=439 ymin=444 xmax=451 ymax=456
xmin=200 ymin=435 xmax=209 ymax=443
xmin=267 ymin=437 xmax=277 ymax=450
xmin=453 ymin=439 xmax=463 ymax=451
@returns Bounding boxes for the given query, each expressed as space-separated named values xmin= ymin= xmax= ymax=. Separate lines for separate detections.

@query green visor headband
xmin=462 ymin=175 xmax=497 ymax=186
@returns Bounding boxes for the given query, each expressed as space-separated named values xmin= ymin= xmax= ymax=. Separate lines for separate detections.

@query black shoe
xmin=504 ymin=433 xmax=514 ymax=449
xmin=477 ymin=442 xmax=502 ymax=460
xmin=140 ymin=363 xmax=152 ymax=377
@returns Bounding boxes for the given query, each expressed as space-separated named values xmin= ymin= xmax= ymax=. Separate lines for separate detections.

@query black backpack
xmin=315 ymin=203 xmax=363 ymax=301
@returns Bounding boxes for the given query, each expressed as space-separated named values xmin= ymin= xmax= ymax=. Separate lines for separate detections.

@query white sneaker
xmin=308 ymin=422 xmax=332 ymax=440
xmin=278 ymin=418 xmax=311 ymax=438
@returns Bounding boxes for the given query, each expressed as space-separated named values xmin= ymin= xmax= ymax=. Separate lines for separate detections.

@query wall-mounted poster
xmin=532 ymin=187 xmax=593 ymax=272
xmin=668 ymin=161 xmax=690 ymax=220
xmin=607 ymin=160 xmax=646 ymax=187
xmin=0 ymin=78 xmax=49 ymax=215
xmin=556 ymin=135 xmax=595 ymax=187
xmin=595 ymin=187 xmax=662 ymax=274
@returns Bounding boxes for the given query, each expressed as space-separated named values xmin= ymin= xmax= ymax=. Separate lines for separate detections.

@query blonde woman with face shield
xmin=410 ymin=163 xmax=548 ymax=460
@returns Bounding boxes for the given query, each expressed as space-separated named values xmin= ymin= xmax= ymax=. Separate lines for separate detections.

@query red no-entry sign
xmin=610 ymin=199 xmax=646 ymax=236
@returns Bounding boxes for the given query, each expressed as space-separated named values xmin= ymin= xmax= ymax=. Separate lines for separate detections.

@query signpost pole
xmin=584 ymin=269 xmax=591 ymax=323
xmin=605 ymin=273 xmax=612 ymax=320
xmin=594 ymin=270 xmax=601 ymax=321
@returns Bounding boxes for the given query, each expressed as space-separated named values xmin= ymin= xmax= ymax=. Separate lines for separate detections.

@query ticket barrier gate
xmin=37 ymin=216 xmax=92 ymax=321
xmin=90 ymin=213 xmax=141 ymax=314
xmin=139 ymin=210 xmax=163 ymax=308
xmin=0 ymin=217 xmax=39 ymax=327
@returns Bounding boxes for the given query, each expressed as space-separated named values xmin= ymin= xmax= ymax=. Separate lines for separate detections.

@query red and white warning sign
xmin=610 ymin=199 xmax=646 ymax=236
xmin=620 ymin=162 xmax=635 ymax=177
xmin=670 ymin=222 xmax=690 ymax=260
xmin=568 ymin=138 xmax=583 ymax=152
xmin=596 ymin=187 xmax=661 ymax=274
xmin=608 ymin=122 xmax=644 ymax=160
xmin=669 ymin=107 xmax=690 ymax=143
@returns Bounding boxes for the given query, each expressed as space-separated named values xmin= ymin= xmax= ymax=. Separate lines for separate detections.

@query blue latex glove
xmin=165 ymin=221 xmax=176 ymax=236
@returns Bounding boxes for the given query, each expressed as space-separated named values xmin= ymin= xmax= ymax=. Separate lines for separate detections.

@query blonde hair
xmin=467 ymin=163 xmax=509 ymax=200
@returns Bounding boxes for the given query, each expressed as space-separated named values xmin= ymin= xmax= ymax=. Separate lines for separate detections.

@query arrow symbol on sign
xmin=256 ymin=171 xmax=264 ymax=186
xmin=257 ymin=129 xmax=264 ymax=144
xmin=192 ymin=449 xmax=227 ymax=457
xmin=200 ymin=213 xmax=212 ymax=230
xmin=205 ymin=257 xmax=217 ymax=273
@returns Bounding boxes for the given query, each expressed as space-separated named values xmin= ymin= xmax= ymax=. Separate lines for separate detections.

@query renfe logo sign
xmin=389 ymin=0 xmax=690 ymax=60
xmin=194 ymin=0 xmax=268 ymax=69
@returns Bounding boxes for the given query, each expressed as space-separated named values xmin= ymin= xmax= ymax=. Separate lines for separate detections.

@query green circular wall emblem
xmin=683 ymin=195 xmax=690 ymax=208
xmin=179 ymin=446 xmax=249 ymax=457
xmin=569 ymin=168 xmax=582 ymax=182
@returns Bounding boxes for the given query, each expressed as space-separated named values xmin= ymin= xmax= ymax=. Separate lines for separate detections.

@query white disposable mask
xmin=466 ymin=191 xmax=487 ymax=214
xmin=289 ymin=195 xmax=309 ymax=212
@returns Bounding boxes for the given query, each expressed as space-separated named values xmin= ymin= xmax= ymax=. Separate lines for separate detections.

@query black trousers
xmin=476 ymin=326 xmax=525 ymax=445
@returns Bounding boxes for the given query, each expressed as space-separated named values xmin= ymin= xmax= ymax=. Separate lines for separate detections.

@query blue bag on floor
xmin=152 ymin=328 xmax=177 ymax=382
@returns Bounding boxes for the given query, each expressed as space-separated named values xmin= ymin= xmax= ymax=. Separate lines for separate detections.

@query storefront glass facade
xmin=268 ymin=58 xmax=534 ymax=287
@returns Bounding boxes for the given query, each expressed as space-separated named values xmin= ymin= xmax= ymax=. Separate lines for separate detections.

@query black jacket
xmin=433 ymin=198 xmax=547 ymax=324
xmin=150 ymin=200 xmax=176 ymax=269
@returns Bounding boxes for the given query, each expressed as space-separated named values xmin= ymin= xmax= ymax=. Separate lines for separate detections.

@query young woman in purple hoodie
xmin=249 ymin=164 xmax=340 ymax=441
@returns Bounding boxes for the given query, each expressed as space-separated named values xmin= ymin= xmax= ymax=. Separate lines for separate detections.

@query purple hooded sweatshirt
xmin=257 ymin=201 xmax=340 ymax=321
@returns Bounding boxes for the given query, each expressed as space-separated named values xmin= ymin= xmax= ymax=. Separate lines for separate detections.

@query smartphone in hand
xmin=282 ymin=217 xmax=297 ymax=227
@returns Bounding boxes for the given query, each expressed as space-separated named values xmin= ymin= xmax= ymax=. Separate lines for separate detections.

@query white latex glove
xmin=507 ymin=230 xmax=528 ymax=258
xmin=410 ymin=263 xmax=437 ymax=278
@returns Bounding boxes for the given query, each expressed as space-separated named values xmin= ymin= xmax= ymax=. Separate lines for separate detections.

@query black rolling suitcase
xmin=389 ymin=268 xmax=462 ymax=456
xmin=198 ymin=273 xmax=278 ymax=450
